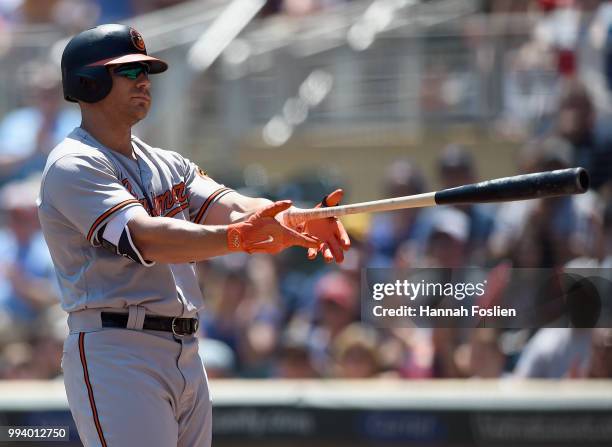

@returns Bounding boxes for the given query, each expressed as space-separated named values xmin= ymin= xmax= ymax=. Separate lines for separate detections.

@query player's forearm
xmin=128 ymin=215 xmax=231 ymax=263
xmin=229 ymin=197 xmax=272 ymax=222
xmin=128 ymin=199 xmax=316 ymax=263
xmin=204 ymin=195 xmax=273 ymax=225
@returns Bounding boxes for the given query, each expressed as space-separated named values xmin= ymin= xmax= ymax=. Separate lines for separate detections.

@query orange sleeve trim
xmin=194 ymin=187 xmax=233 ymax=224
xmin=78 ymin=333 xmax=108 ymax=447
xmin=165 ymin=202 xmax=189 ymax=218
xmin=87 ymin=199 xmax=140 ymax=243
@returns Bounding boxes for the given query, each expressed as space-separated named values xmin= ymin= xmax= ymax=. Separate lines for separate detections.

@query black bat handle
xmin=434 ymin=167 xmax=589 ymax=206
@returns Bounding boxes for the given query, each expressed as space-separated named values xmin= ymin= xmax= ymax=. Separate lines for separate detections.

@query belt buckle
xmin=171 ymin=317 xmax=184 ymax=338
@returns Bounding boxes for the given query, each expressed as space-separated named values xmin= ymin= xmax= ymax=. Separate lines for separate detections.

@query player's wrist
xmin=226 ymin=223 xmax=246 ymax=252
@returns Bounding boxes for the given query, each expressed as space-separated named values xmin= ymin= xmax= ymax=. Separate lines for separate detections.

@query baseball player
xmin=37 ymin=24 xmax=350 ymax=447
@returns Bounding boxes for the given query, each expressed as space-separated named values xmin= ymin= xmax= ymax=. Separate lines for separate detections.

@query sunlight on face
xmin=95 ymin=64 xmax=152 ymax=125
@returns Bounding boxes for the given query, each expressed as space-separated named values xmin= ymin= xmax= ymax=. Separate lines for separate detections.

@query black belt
xmin=101 ymin=312 xmax=199 ymax=337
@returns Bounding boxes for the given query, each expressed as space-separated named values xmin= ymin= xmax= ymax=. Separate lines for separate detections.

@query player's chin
xmin=131 ymin=103 xmax=150 ymax=120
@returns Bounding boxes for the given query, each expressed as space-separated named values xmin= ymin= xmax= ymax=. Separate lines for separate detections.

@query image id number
xmin=0 ymin=426 xmax=69 ymax=441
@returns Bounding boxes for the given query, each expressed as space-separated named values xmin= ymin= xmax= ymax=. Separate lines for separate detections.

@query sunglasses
xmin=113 ymin=63 xmax=149 ymax=80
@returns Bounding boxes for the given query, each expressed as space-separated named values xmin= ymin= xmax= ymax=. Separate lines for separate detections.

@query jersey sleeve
xmin=99 ymin=206 xmax=155 ymax=267
xmin=183 ymin=158 xmax=234 ymax=224
xmin=41 ymin=154 xmax=144 ymax=246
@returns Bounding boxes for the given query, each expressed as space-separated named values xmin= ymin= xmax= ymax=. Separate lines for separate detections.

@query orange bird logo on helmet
xmin=130 ymin=28 xmax=146 ymax=52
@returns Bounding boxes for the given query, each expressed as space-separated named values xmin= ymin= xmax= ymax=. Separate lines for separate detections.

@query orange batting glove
xmin=227 ymin=200 xmax=320 ymax=255
xmin=302 ymin=189 xmax=351 ymax=263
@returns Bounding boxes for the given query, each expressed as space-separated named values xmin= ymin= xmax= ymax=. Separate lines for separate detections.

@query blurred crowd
xmin=0 ymin=1 xmax=191 ymax=27
xmin=0 ymin=0 xmax=380 ymax=27
xmin=193 ymin=132 xmax=612 ymax=381
xmin=0 ymin=0 xmax=612 ymax=381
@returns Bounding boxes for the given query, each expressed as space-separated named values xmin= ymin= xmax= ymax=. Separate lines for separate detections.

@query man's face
xmin=428 ymin=232 xmax=465 ymax=268
xmin=97 ymin=63 xmax=152 ymax=125
xmin=440 ymin=166 xmax=473 ymax=189
xmin=558 ymin=98 xmax=593 ymax=144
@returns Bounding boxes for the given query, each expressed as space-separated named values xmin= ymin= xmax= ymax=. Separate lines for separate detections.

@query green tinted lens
xmin=115 ymin=64 xmax=148 ymax=80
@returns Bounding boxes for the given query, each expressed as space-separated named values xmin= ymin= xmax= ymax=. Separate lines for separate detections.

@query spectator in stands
xmin=498 ymin=29 xmax=559 ymax=139
xmin=276 ymin=317 xmax=319 ymax=378
xmin=524 ymin=141 xmax=601 ymax=266
xmin=435 ymin=145 xmax=495 ymax=263
xmin=198 ymin=338 xmax=236 ymax=379
xmin=0 ymin=332 xmax=63 ymax=380
xmin=431 ymin=327 xmax=462 ymax=378
xmin=238 ymin=256 xmax=282 ymax=377
xmin=455 ymin=329 xmax=506 ymax=378
xmin=601 ymin=202 xmax=612 ymax=267
xmin=277 ymin=342 xmax=318 ymax=378
xmin=29 ymin=332 xmax=64 ymax=379
xmin=0 ymin=61 xmax=79 ymax=187
xmin=421 ymin=207 xmax=470 ymax=268
xmin=12 ymin=0 xmax=61 ymax=23
xmin=0 ymin=342 xmax=37 ymax=379
xmin=332 ymin=323 xmax=382 ymax=379
xmin=554 ymin=79 xmax=612 ymax=189
xmin=577 ymin=3 xmax=612 ymax=145
xmin=401 ymin=210 xmax=475 ymax=380
xmin=200 ymin=262 xmax=280 ymax=377
xmin=557 ymin=79 xmax=595 ymax=161
xmin=490 ymin=137 xmax=602 ymax=267
xmin=495 ymin=0 xmax=589 ymax=138
xmin=489 ymin=141 xmax=546 ymax=263
xmin=0 ymin=176 xmax=59 ymax=336
xmin=391 ymin=328 xmax=435 ymax=379
xmin=367 ymin=160 xmax=429 ymax=267
xmin=513 ymin=327 xmax=592 ymax=378
xmin=308 ymin=271 xmax=358 ymax=375
xmin=200 ymin=269 xmax=252 ymax=361
xmin=534 ymin=0 xmax=581 ymax=78
xmin=587 ymin=328 xmax=612 ymax=378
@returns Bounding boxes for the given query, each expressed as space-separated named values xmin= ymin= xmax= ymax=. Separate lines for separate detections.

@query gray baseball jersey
xmin=39 ymin=126 xmax=229 ymax=447
xmin=38 ymin=126 xmax=233 ymax=317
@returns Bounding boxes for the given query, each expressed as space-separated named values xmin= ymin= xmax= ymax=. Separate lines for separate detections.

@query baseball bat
xmin=284 ymin=167 xmax=589 ymax=227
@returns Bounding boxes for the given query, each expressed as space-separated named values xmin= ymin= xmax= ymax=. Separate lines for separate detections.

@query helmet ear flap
xmin=79 ymin=76 xmax=99 ymax=98
xmin=64 ymin=66 xmax=113 ymax=103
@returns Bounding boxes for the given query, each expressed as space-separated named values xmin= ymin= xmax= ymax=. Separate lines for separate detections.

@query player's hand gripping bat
xmin=283 ymin=167 xmax=590 ymax=228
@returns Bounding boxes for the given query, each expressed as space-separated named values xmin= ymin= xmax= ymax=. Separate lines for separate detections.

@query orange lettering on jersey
xmin=173 ymin=182 xmax=188 ymax=204
xmin=156 ymin=196 xmax=166 ymax=214
xmin=157 ymin=190 xmax=173 ymax=211
xmin=152 ymin=182 xmax=190 ymax=217
xmin=124 ymin=180 xmax=189 ymax=218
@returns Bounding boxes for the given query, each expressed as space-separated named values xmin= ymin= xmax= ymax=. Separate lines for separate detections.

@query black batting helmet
xmin=61 ymin=24 xmax=168 ymax=103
